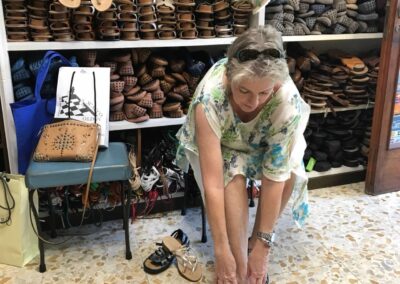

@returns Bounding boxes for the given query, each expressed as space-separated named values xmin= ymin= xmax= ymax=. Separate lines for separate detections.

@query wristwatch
xmin=256 ymin=231 xmax=275 ymax=247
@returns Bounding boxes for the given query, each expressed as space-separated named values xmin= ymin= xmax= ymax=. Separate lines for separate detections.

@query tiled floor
xmin=1 ymin=182 xmax=399 ymax=283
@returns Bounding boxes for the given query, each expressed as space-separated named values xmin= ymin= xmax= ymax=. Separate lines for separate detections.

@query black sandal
xmin=143 ymin=246 xmax=174 ymax=274
xmin=143 ymin=229 xmax=190 ymax=274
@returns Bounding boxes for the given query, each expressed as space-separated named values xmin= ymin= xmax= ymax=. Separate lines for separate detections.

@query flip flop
xmin=59 ymin=0 xmax=81 ymax=9
xmin=162 ymin=236 xmax=202 ymax=282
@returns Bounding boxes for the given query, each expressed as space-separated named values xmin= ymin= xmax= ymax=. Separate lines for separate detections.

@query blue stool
xmin=25 ymin=142 xmax=133 ymax=273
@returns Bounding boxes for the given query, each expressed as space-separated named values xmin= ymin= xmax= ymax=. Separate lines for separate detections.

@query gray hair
xmin=226 ymin=25 xmax=289 ymax=86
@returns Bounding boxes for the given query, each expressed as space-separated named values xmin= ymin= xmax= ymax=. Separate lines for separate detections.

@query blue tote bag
xmin=10 ymin=51 xmax=72 ymax=174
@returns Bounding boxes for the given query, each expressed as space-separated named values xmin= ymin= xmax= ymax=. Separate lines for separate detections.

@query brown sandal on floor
xmin=162 ymin=237 xmax=203 ymax=282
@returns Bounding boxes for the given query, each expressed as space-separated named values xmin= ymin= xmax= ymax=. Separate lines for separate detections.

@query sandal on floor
xmin=143 ymin=229 xmax=190 ymax=274
xmin=170 ymin=244 xmax=203 ymax=282
xmin=162 ymin=236 xmax=202 ymax=282
xmin=143 ymin=246 xmax=175 ymax=274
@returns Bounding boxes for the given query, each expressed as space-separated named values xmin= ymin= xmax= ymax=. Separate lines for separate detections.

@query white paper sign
xmin=54 ymin=67 xmax=110 ymax=147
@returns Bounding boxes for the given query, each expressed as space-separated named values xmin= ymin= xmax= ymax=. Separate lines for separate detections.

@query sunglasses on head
xmin=235 ymin=48 xmax=284 ymax=62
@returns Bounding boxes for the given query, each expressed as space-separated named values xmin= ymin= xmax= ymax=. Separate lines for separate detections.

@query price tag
xmin=306 ymin=157 xmax=316 ymax=172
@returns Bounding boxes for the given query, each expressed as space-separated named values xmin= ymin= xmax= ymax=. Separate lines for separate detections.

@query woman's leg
xmin=224 ymin=175 xmax=249 ymax=283
xmin=249 ymin=173 xmax=295 ymax=250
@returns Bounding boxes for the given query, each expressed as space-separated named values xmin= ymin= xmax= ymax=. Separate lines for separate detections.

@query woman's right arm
xmin=195 ymin=104 xmax=237 ymax=282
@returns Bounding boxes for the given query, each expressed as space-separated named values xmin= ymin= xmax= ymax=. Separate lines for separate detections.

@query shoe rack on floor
xmin=0 ymin=3 xmax=385 ymax=189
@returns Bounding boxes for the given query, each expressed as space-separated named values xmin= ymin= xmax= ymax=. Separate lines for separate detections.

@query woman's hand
xmin=215 ymin=246 xmax=238 ymax=284
xmin=247 ymin=242 xmax=270 ymax=284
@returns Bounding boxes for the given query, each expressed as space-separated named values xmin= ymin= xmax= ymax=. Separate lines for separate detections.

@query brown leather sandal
xmin=127 ymin=114 xmax=150 ymax=123
xmin=5 ymin=11 xmax=28 ymax=20
xmin=126 ymin=93 xmax=146 ymax=103
xmin=198 ymin=29 xmax=216 ymax=38
xmin=53 ymin=33 xmax=75 ymax=41
xmin=5 ymin=3 xmax=28 ymax=13
xmin=91 ymin=0 xmax=113 ymax=12
xmin=174 ymin=0 xmax=196 ymax=7
xmin=75 ymin=31 xmax=96 ymax=40
xmin=73 ymin=5 xmax=96 ymax=15
xmin=157 ymin=0 xmax=175 ymax=13
xmin=179 ymin=29 xmax=198 ymax=39
xmin=59 ymin=0 xmax=81 ymax=9
xmin=121 ymin=22 xmax=139 ymax=31
xmin=118 ymin=11 xmax=138 ymax=22
xmin=7 ymin=33 xmax=29 ymax=42
xmin=124 ymin=103 xmax=147 ymax=118
xmin=118 ymin=3 xmax=138 ymax=13
xmin=72 ymin=14 xmax=93 ymax=24
xmin=152 ymin=90 xmax=165 ymax=100
xmin=137 ymin=93 xmax=154 ymax=108
xmin=149 ymin=103 xmax=164 ymax=118
xmin=98 ymin=28 xmax=121 ymax=40
xmin=97 ymin=11 xmax=118 ymax=21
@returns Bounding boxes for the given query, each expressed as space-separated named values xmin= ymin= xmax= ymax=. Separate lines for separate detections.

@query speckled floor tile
xmin=268 ymin=262 xmax=360 ymax=284
xmin=1 ymin=182 xmax=399 ymax=283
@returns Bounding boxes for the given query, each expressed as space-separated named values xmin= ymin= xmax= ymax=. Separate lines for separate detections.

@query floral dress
xmin=176 ymin=58 xmax=310 ymax=227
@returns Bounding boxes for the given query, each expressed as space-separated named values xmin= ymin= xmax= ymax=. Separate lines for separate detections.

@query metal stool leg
xmin=181 ymin=172 xmax=189 ymax=216
xmin=122 ymin=182 xmax=132 ymax=260
xmin=120 ymin=183 xmax=126 ymax=230
xmin=46 ymin=190 xmax=57 ymax=238
xmin=29 ymin=189 xmax=46 ymax=273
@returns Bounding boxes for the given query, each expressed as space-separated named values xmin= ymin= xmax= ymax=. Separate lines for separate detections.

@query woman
xmin=176 ymin=26 xmax=310 ymax=284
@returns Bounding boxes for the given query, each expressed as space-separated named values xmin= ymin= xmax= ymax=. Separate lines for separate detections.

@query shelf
xmin=310 ymin=103 xmax=374 ymax=114
xmin=6 ymin=33 xmax=383 ymax=52
xmin=307 ymin=165 xmax=365 ymax=179
xmin=109 ymin=104 xmax=374 ymax=131
xmin=282 ymin=33 xmax=383 ymax=42
xmin=7 ymin=38 xmax=236 ymax=51
xmin=109 ymin=116 xmax=186 ymax=131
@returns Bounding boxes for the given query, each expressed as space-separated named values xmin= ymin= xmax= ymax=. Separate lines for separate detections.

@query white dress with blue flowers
xmin=176 ymin=58 xmax=310 ymax=227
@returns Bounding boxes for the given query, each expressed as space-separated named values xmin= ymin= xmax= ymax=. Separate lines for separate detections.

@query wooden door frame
xmin=366 ymin=0 xmax=400 ymax=195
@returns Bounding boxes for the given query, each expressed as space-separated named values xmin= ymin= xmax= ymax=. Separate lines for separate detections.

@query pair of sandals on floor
xmin=143 ymin=229 xmax=269 ymax=283
xmin=143 ymin=229 xmax=203 ymax=282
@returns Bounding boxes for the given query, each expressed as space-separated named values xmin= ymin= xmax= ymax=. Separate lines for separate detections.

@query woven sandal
xmin=137 ymin=92 xmax=154 ymax=108
xmin=129 ymin=147 xmax=142 ymax=191
xmin=124 ymin=102 xmax=147 ymax=118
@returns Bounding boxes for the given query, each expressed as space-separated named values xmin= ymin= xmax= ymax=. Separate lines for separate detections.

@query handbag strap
xmin=0 ymin=173 xmax=16 ymax=225
xmin=67 ymin=71 xmax=97 ymax=124
xmin=80 ymin=129 xmax=100 ymax=222
xmin=28 ymin=127 xmax=101 ymax=245
xmin=35 ymin=51 xmax=71 ymax=102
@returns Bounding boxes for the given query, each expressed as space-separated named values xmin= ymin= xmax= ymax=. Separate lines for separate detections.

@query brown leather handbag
xmin=33 ymin=71 xmax=100 ymax=162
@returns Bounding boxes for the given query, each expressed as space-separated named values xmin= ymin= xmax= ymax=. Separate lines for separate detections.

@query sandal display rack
xmin=0 ymin=3 xmax=384 ymax=189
